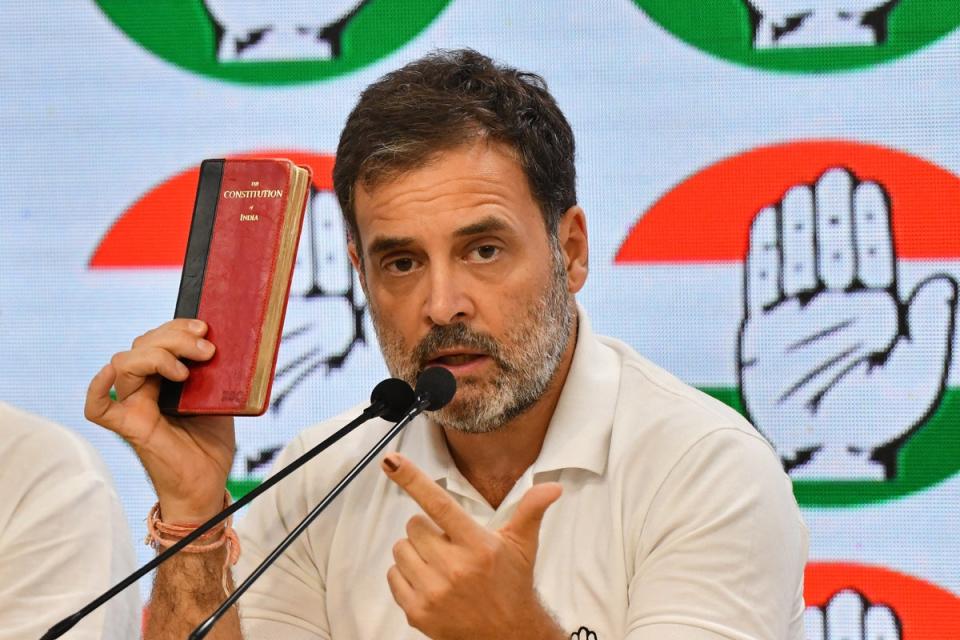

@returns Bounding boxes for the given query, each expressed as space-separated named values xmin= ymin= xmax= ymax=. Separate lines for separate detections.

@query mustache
xmin=413 ymin=324 xmax=509 ymax=372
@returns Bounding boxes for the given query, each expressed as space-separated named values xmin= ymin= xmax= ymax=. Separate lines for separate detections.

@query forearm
xmin=145 ymin=546 xmax=242 ymax=640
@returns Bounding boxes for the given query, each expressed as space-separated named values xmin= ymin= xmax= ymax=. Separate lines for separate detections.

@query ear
xmin=556 ymin=206 xmax=588 ymax=294
xmin=347 ymin=240 xmax=367 ymax=290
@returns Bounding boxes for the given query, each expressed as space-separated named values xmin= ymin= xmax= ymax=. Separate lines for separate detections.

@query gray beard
xmin=370 ymin=244 xmax=575 ymax=434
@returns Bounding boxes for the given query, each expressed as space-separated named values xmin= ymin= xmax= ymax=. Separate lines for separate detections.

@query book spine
xmin=158 ymin=159 xmax=225 ymax=413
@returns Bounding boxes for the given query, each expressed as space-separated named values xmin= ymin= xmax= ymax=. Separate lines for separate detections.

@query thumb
xmin=499 ymin=482 xmax=562 ymax=561
xmin=906 ymin=275 xmax=957 ymax=341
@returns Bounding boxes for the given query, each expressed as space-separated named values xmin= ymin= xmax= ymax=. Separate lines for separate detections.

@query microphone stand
xmin=40 ymin=399 xmax=396 ymax=640
xmin=188 ymin=398 xmax=431 ymax=640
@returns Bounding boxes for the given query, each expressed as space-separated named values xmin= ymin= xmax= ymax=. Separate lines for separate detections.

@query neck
xmin=438 ymin=318 xmax=578 ymax=508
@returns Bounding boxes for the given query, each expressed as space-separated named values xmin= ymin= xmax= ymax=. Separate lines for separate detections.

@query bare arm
xmin=145 ymin=547 xmax=241 ymax=640
xmin=85 ymin=319 xmax=243 ymax=639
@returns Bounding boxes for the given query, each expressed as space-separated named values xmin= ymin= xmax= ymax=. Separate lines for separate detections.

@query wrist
xmin=507 ymin=595 xmax=565 ymax=640
xmin=157 ymin=493 xmax=227 ymax=524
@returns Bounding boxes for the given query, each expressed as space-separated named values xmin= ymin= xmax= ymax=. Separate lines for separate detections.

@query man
xmin=86 ymin=49 xmax=807 ymax=639
xmin=0 ymin=402 xmax=139 ymax=639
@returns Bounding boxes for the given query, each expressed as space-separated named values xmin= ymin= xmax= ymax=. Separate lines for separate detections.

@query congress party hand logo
xmin=805 ymin=590 xmax=901 ymax=640
xmin=615 ymin=140 xmax=960 ymax=507
xmin=275 ymin=187 xmax=368 ymax=409
xmin=631 ymin=1 xmax=960 ymax=72
xmin=95 ymin=0 xmax=451 ymax=84
xmin=805 ymin=563 xmax=960 ymax=639
xmin=744 ymin=0 xmax=900 ymax=48
xmin=740 ymin=168 xmax=956 ymax=480
xmin=202 ymin=0 xmax=371 ymax=62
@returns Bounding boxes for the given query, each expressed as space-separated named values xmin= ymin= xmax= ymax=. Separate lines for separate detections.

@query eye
xmin=383 ymin=256 xmax=419 ymax=274
xmin=469 ymin=245 xmax=501 ymax=262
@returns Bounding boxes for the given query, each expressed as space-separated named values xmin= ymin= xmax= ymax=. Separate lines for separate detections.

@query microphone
xmin=189 ymin=367 xmax=456 ymax=640
xmin=39 ymin=377 xmax=414 ymax=640
xmin=414 ymin=365 xmax=457 ymax=411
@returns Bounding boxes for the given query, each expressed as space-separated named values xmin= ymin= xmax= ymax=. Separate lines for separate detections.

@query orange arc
xmin=805 ymin=562 xmax=960 ymax=637
xmin=615 ymin=141 xmax=960 ymax=264
xmin=89 ymin=151 xmax=335 ymax=268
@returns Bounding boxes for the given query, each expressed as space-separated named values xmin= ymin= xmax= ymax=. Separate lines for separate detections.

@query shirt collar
xmin=396 ymin=304 xmax=619 ymax=481
xmin=531 ymin=305 xmax=618 ymax=476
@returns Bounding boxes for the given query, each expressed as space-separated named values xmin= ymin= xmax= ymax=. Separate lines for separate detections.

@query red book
xmin=160 ymin=158 xmax=311 ymax=416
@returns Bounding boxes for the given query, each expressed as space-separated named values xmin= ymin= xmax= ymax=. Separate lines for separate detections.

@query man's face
xmin=349 ymin=141 xmax=580 ymax=433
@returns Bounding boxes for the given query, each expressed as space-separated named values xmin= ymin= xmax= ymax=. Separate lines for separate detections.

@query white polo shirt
xmin=235 ymin=312 xmax=808 ymax=639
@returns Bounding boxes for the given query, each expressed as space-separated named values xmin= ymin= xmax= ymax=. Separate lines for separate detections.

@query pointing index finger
xmin=382 ymin=452 xmax=483 ymax=545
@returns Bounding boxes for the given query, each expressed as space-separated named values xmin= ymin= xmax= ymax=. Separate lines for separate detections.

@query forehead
xmin=353 ymin=141 xmax=544 ymax=243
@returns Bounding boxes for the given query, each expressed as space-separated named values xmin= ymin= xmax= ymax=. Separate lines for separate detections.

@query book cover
xmin=159 ymin=158 xmax=311 ymax=416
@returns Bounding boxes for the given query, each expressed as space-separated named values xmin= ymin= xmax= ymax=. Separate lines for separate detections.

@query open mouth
xmin=424 ymin=351 xmax=492 ymax=374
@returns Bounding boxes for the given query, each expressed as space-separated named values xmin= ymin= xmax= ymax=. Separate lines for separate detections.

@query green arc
xmin=702 ymin=387 xmax=960 ymax=507
xmin=634 ymin=0 xmax=960 ymax=73
xmin=96 ymin=0 xmax=453 ymax=85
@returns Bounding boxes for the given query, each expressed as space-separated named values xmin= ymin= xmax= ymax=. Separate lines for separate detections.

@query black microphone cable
xmin=189 ymin=367 xmax=457 ymax=640
xmin=40 ymin=377 xmax=414 ymax=640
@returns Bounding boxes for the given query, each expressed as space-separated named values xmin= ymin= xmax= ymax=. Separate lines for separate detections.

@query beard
xmin=369 ymin=244 xmax=575 ymax=434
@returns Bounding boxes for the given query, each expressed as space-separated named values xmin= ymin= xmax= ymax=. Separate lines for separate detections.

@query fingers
xmin=864 ymin=604 xmax=900 ymax=640
xmin=803 ymin=607 xmax=825 ymax=640
xmin=111 ymin=320 xmax=215 ymax=400
xmin=499 ymin=483 xmax=562 ymax=562
xmin=781 ymin=185 xmax=817 ymax=297
xmin=110 ymin=347 xmax=188 ymax=400
xmin=386 ymin=565 xmax=417 ymax=613
xmin=825 ymin=590 xmax=865 ymax=639
xmin=85 ymin=364 xmax=126 ymax=434
xmin=746 ymin=205 xmax=781 ymax=314
xmin=382 ymin=453 xmax=482 ymax=545
xmin=392 ymin=538 xmax=438 ymax=592
xmin=747 ymin=168 xmax=899 ymax=313
xmin=853 ymin=181 xmax=894 ymax=288
xmin=815 ymin=168 xmax=857 ymax=291
xmin=405 ymin=514 xmax=448 ymax=566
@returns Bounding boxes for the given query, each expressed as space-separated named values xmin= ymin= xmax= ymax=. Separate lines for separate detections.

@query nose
xmin=424 ymin=262 xmax=474 ymax=326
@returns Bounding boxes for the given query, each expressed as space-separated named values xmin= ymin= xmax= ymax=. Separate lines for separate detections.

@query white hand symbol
xmin=203 ymin=0 xmax=369 ymax=61
xmin=570 ymin=627 xmax=598 ymax=640
xmin=805 ymin=589 xmax=901 ymax=640
xmin=739 ymin=168 xmax=956 ymax=479
xmin=743 ymin=0 xmax=901 ymax=48
xmin=271 ymin=189 xmax=366 ymax=411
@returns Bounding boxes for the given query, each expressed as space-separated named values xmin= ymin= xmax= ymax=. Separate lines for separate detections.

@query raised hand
xmin=382 ymin=453 xmax=566 ymax=640
xmin=805 ymin=589 xmax=901 ymax=640
xmin=744 ymin=0 xmax=901 ymax=48
xmin=85 ymin=319 xmax=236 ymax=522
xmin=739 ymin=168 xmax=956 ymax=479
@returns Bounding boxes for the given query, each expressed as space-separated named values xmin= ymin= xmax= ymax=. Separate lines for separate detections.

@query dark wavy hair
xmin=333 ymin=49 xmax=577 ymax=249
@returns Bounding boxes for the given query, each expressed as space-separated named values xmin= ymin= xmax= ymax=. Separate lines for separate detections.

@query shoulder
xmin=594 ymin=337 xmax=795 ymax=522
xmin=600 ymin=335 xmax=776 ymax=464
xmin=0 ymin=402 xmax=112 ymax=488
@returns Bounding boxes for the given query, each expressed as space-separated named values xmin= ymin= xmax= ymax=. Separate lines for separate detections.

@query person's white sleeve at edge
xmin=0 ymin=403 xmax=140 ymax=640
xmin=626 ymin=428 xmax=808 ymax=640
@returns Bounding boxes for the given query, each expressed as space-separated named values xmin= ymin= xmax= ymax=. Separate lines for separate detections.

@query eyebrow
xmin=367 ymin=216 xmax=511 ymax=257
xmin=367 ymin=235 xmax=415 ymax=256
xmin=453 ymin=216 xmax=510 ymax=237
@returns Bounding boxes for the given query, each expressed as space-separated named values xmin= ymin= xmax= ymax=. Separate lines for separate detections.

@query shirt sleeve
xmin=234 ymin=434 xmax=331 ymax=640
xmin=0 ymin=424 xmax=139 ymax=640
xmin=625 ymin=429 xmax=808 ymax=640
